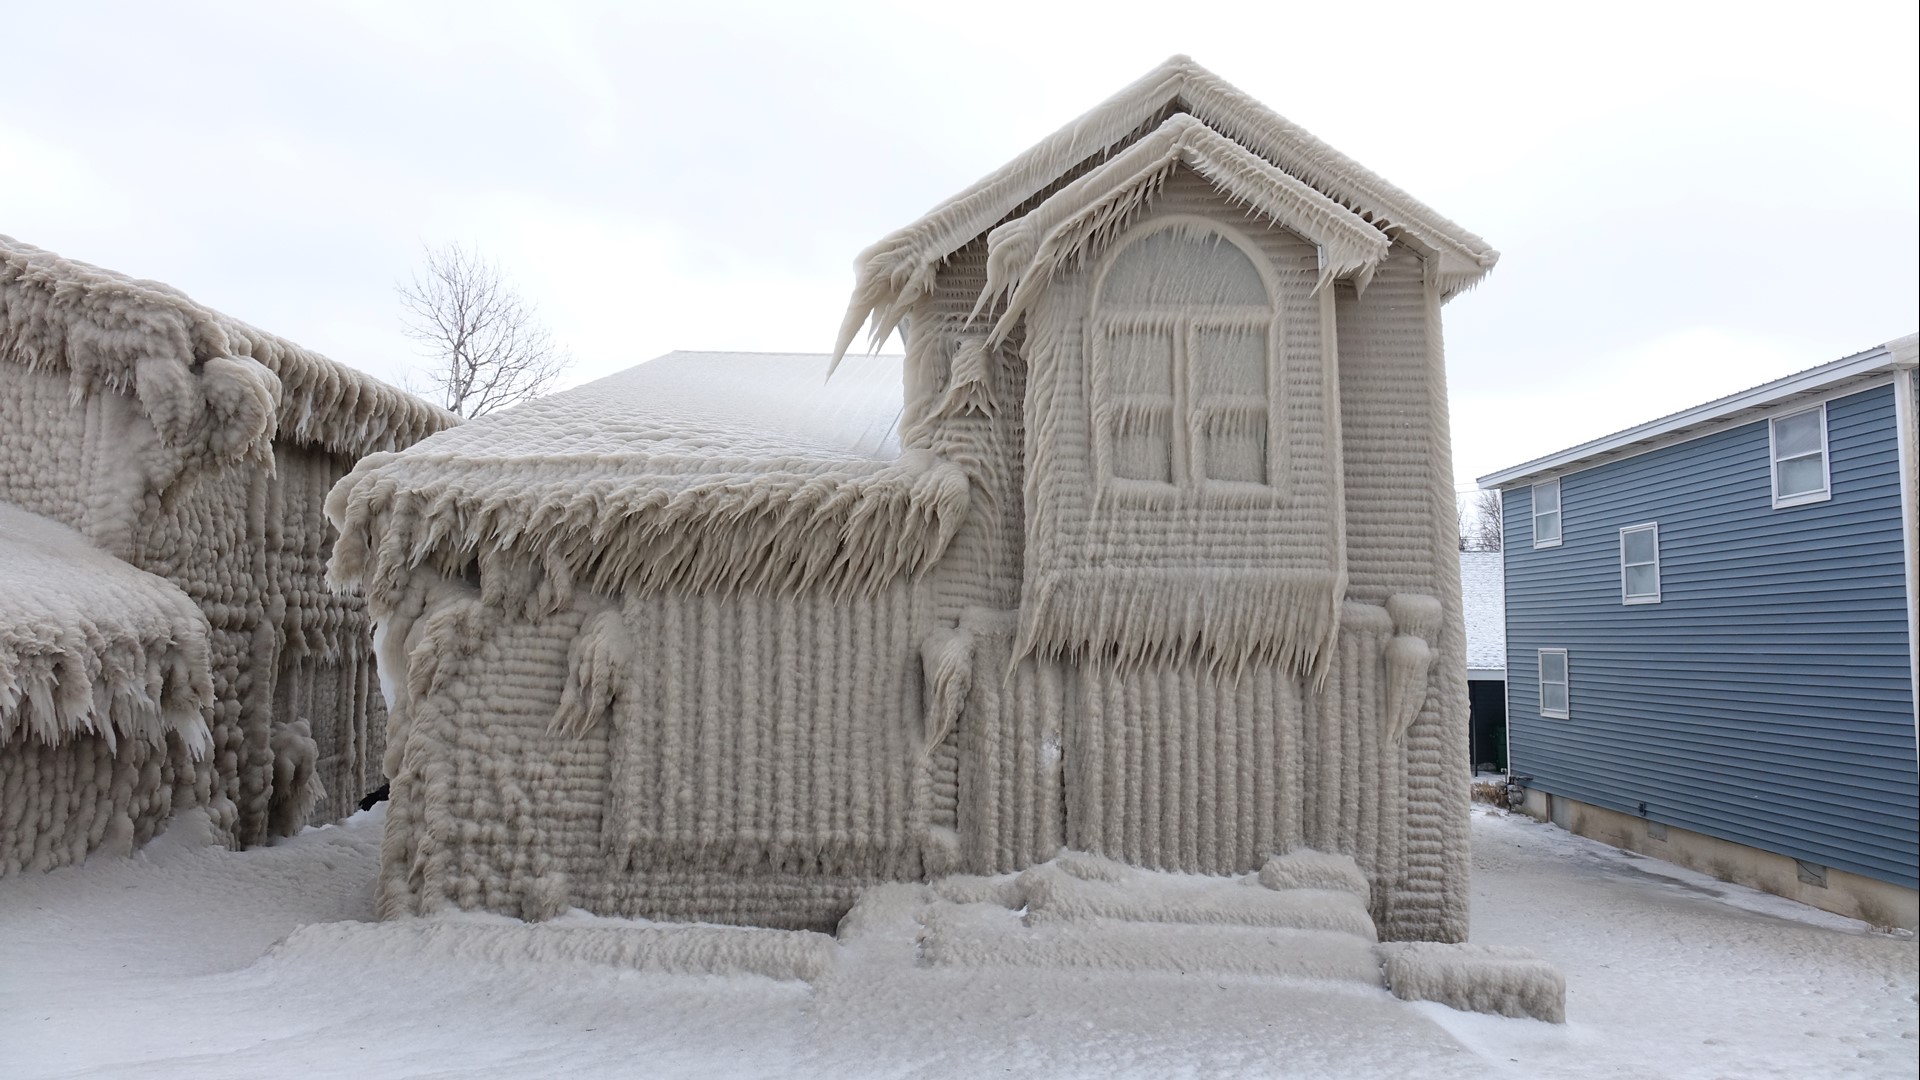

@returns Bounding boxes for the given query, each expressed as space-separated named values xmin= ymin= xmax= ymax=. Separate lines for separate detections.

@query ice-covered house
xmin=330 ymin=57 xmax=1499 ymax=944
xmin=0 ymin=234 xmax=454 ymax=870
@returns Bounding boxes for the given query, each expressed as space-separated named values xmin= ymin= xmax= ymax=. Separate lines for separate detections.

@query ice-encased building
xmin=0 ymin=503 xmax=213 ymax=872
xmin=0 ymin=234 xmax=454 ymax=868
xmin=330 ymin=57 xmax=1496 ymax=944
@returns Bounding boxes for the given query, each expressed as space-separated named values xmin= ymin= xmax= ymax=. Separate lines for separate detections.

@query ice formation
xmin=1378 ymin=941 xmax=1567 ymax=1023
xmin=0 ymin=504 xmax=212 ymax=873
xmin=279 ymin=916 xmax=837 ymax=983
xmin=0 ymin=233 xmax=453 ymax=861
xmin=848 ymin=849 xmax=1564 ymax=1022
xmin=329 ymin=55 xmax=1510 ymax=965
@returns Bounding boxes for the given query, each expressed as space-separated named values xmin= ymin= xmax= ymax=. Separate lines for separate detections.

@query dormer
xmin=830 ymin=56 xmax=1498 ymax=679
xmin=832 ymin=54 xmax=1498 ymax=370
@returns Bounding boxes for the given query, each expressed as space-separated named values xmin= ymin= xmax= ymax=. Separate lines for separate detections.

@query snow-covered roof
xmin=0 ymin=502 xmax=213 ymax=755
xmin=1 ymin=233 xmax=454 ymax=461
xmin=1459 ymin=551 xmax=1505 ymax=680
xmin=398 ymin=351 xmax=907 ymax=463
xmin=328 ymin=352 xmax=967 ymax=609
xmin=834 ymin=55 xmax=1499 ymax=362
xmin=1477 ymin=333 xmax=1918 ymax=489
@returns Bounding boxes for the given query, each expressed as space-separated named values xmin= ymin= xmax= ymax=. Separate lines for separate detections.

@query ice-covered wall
xmin=268 ymin=443 xmax=391 ymax=822
xmin=0 ymin=233 xmax=454 ymax=854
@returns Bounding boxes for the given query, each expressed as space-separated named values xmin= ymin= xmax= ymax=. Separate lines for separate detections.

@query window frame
xmin=1531 ymin=478 xmax=1562 ymax=549
xmin=1538 ymin=648 xmax=1570 ymax=719
xmin=1087 ymin=215 xmax=1286 ymax=499
xmin=1619 ymin=522 xmax=1662 ymax=605
xmin=1769 ymin=403 xmax=1831 ymax=509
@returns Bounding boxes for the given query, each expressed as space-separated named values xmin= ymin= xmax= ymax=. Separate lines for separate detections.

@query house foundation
xmin=1517 ymin=788 xmax=1918 ymax=931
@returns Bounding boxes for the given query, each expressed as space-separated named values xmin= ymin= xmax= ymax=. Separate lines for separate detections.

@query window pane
xmin=1100 ymin=228 xmax=1269 ymax=307
xmin=1623 ymin=527 xmax=1657 ymax=564
xmin=1112 ymin=403 xmax=1173 ymax=483
xmin=1190 ymin=325 xmax=1267 ymax=398
xmin=1773 ymin=410 xmax=1823 ymax=458
xmin=1540 ymin=651 xmax=1566 ymax=682
xmin=1534 ymin=480 xmax=1560 ymax=513
xmin=1625 ymin=563 xmax=1659 ymax=597
xmin=1777 ymin=454 xmax=1826 ymax=498
xmin=1105 ymin=327 xmax=1175 ymax=396
xmin=1199 ymin=407 xmax=1267 ymax=484
xmin=1543 ymin=683 xmax=1568 ymax=714
xmin=1535 ymin=510 xmax=1560 ymax=543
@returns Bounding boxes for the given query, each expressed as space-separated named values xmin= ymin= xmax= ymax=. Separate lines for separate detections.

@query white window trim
xmin=1531 ymin=478 xmax=1562 ymax=549
xmin=1769 ymin=403 xmax=1832 ymax=509
xmin=1619 ymin=522 xmax=1661 ymax=605
xmin=1538 ymin=648 xmax=1569 ymax=719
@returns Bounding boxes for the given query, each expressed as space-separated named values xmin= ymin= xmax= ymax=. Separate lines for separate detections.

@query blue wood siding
xmin=1503 ymin=383 xmax=1918 ymax=889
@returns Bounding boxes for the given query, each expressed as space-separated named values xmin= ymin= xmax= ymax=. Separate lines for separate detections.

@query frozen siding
xmin=1501 ymin=383 xmax=1918 ymax=889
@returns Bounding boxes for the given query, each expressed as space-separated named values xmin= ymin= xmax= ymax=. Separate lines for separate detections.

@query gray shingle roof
xmin=1459 ymin=550 xmax=1505 ymax=679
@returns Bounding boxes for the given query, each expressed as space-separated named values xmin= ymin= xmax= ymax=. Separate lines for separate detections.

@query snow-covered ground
xmin=2 ymin=805 xmax=1913 ymax=1079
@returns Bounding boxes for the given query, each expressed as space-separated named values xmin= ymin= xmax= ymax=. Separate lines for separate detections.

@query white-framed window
xmin=1769 ymin=404 xmax=1830 ymax=508
xmin=1531 ymin=478 xmax=1562 ymax=548
xmin=1620 ymin=522 xmax=1661 ymax=604
xmin=1538 ymin=649 xmax=1569 ymax=718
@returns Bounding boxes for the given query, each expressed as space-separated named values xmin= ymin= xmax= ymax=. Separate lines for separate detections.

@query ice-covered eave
xmin=0 ymin=505 xmax=214 ymax=757
xmin=978 ymin=114 xmax=1394 ymax=341
xmin=218 ymin=314 xmax=458 ymax=459
xmin=832 ymin=55 xmax=1497 ymax=363
xmin=326 ymin=447 xmax=972 ymax=614
xmin=0 ymin=234 xmax=454 ymax=463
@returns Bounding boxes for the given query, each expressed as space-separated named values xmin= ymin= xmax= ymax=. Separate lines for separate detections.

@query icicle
xmin=1382 ymin=593 xmax=1442 ymax=745
xmin=918 ymin=626 xmax=974 ymax=758
xmin=551 ymin=608 xmax=631 ymax=739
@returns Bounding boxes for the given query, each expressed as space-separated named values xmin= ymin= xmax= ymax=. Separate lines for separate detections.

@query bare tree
xmin=1461 ymin=489 xmax=1503 ymax=552
xmin=399 ymin=243 xmax=569 ymax=417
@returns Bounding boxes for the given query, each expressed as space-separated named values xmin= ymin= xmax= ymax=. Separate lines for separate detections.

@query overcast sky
xmin=4 ymin=0 xmax=1914 ymax=488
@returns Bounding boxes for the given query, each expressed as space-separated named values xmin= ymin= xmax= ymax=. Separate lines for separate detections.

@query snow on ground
xmin=2 ymin=805 xmax=1913 ymax=1079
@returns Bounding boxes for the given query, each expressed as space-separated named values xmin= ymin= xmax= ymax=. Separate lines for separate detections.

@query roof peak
xmin=1477 ymin=335 xmax=1917 ymax=489
xmin=831 ymin=55 xmax=1497 ymax=364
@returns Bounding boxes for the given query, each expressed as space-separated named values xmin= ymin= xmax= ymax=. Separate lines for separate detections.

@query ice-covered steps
xmin=907 ymin=849 xmax=1385 ymax=983
xmin=917 ymin=903 xmax=1384 ymax=983
xmin=1012 ymin=861 xmax=1376 ymax=937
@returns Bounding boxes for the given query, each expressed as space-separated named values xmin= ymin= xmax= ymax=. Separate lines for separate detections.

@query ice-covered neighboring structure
xmin=0 ymin=504 xmax=213 ymax=872
xmin=0 ymin=234 xmax=454 ymax=868
xmin=331 ymin=58 xmax=1497 ymax=948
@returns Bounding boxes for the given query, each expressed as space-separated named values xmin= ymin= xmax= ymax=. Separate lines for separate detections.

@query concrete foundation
xmin=1516 ymin=788 xmax=1918 ymax=932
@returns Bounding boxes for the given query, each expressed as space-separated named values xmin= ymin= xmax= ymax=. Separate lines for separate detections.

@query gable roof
xmin=1477 ymin=334 xmax=1919 ymax=490
xmin=980 ymin=113 xmax=1394 ymax=341
xmin=327 ymin=352 xmax=965 ymax=612
xmin=834 ymin=55 xmax=1498 ymax=362
xmin=1 ymin=234 xmax=454 ymax=461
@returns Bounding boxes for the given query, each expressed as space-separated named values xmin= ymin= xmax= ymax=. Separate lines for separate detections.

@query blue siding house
xmin=1478 ymin=335 xmax=1919 ymax=928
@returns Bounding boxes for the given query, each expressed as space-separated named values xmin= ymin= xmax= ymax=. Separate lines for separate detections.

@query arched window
xmin=1089 ymin=216 xmax=1283 ymax=491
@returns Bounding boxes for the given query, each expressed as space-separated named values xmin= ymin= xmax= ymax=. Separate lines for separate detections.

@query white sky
xmin=3 ymin=0 xmax=1914 ymax=488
